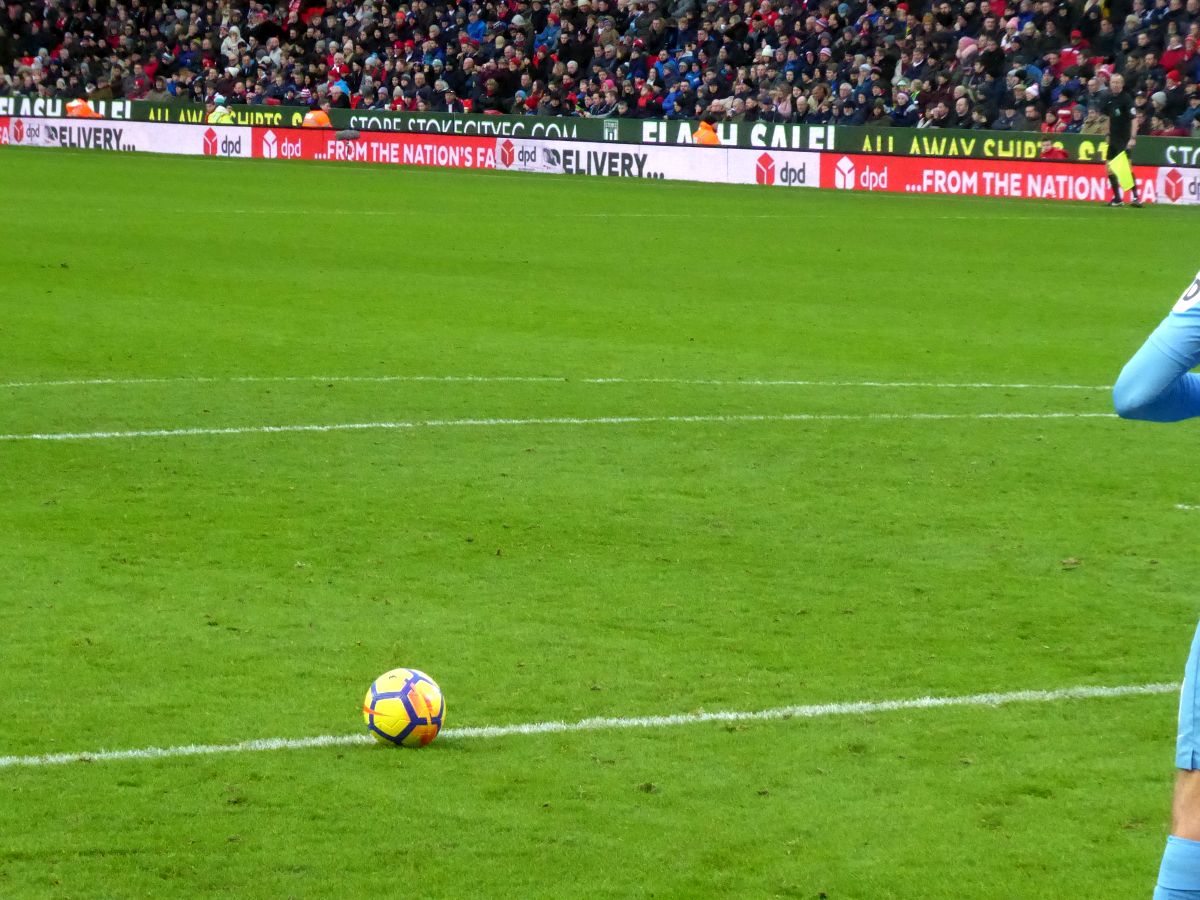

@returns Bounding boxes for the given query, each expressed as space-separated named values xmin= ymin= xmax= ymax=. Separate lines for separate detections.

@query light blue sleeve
xmin=1113 ymin=270 xmax=1200 ymax=423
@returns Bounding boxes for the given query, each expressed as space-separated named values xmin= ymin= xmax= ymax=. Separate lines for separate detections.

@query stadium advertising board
xmin=8 ymin=98 xmax=1200 ymax=167
xmin=251 ymin=127 xmax=495 ymax=167
xmin=334 ymin=108 xmax=585 ymax=140
xmin=0 ymin=96 xmax=133 ymax=120
xmin=3 ymin=117 xmax=1195 ymax=204
xmin=494 ymin=137 xmax=821 ymax=188
xmin=843 ymin=127 xmax=1113 ymax=163
xmin=634 ymin=119 xmax=838 ymax=151
xmin=0 ymin=116 xmax=250 ymax=157
xmin=1157 ymin=167 xmax=1200 ymax=205
xmin=818 ymin=153 xmax=1170 ymax=203
xmin=734 ymin=148 xmax=819 ymax=187
xmin=142 ymin=102 xmax=306 ymax=128
xmin=497 ymin=137 xmax=717 ymax=180
xmin=136 ymin=101 xmax=594 ymax=139
xmin=122 ymin=103 xmax=844 ymax=152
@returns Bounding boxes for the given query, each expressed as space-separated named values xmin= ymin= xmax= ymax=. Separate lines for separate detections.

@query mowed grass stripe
xmin=0 ymin=682 xmax=1175 ymax=769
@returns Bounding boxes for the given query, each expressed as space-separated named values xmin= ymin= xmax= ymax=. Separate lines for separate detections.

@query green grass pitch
xmin=1 ymin=146 xmax=1198 ymax=898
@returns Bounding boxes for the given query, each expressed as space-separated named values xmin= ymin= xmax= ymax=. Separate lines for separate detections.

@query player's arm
xmin=1114 ymin=270 xmax=1200 ymax=421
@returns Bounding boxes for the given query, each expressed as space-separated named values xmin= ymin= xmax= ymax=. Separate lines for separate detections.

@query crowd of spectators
xmin=3 ymin=0 xmax=1200 ymax=136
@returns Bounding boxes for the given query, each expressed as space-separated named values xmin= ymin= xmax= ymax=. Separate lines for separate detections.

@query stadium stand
xmin=1 ymin=0 xmax=1198 ymax=135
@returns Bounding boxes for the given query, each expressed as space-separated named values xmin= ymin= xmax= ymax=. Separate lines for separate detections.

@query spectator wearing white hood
xmin=220 ymin=26 xmax=242 ymax=62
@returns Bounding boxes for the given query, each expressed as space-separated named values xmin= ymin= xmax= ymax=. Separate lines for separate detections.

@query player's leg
xmin=1170 ymin=774 xmax=1200 ymax=840
xmin=1107 ymin=156 xmax=1125 ymax=206
xmin=1129 ymin=141 xmax=1143 ymax=205
xmin=1157 ymin=827 xmax=1200 ymax=898
xmin=1155 ymin=624 xmax=1200 ymax=899
xmin=1114 ymin=271 xmax=1200 ymax=421
xmin=1105 ymin=141 xmax=1142 ymax=205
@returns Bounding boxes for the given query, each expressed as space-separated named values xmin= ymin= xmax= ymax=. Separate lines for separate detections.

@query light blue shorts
xmin=1180 ymin=621 xmax=1200 ymax=770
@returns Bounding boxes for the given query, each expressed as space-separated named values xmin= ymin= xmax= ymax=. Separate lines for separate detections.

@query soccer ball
xmin=362 ymin=668 xmax=445 ymax=748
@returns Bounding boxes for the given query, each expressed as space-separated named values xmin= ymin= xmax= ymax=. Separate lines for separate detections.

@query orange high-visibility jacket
xmin=66 ymin=99 xmax=103 ymax=118
xmin=693 ymin=120 xmax=720 ymax=145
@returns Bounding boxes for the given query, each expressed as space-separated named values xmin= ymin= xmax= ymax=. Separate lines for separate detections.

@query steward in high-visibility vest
xmin=693 ymin=117 xmax=721 ymax=145
xmin=302 ymin=107 xmax=332 ymax=128
xmin=66 ymin=98 xmax=103 ymax=118
xmin=205 ymin=96 xmax=235 ymax=124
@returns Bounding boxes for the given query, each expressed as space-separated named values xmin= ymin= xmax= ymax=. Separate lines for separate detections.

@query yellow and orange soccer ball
xmin=362 ymin=668 xmax=445 ymax=748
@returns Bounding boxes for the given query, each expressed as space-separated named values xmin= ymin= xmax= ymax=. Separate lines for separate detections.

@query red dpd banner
xmin=251 ymin=127 xmax=496 ymax=168
xmin=819 ymin=153 xmax=1159 ymax=203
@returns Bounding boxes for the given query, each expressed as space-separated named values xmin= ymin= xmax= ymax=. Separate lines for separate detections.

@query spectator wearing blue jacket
xmin=465 ymin=12 xmax=487 ymax=44
xmin=1179 ymin=93 xmax=1200 ymax=129
xmin=663 ymin=80 xmax=696 ymax=118
xmin=535 ymin=15 xmax=562 ymax=52
xmin=653 ymin=52 xmax=678 ymax=85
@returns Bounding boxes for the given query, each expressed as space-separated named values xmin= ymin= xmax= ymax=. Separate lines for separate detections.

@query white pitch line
xmin=1177 ymin=504 xmax=1200 ymax=510
xmin=0 ymin=411 xmax=1114 ymax=443
xmin=0 ymin=374 xmax=1110 ymax=391
xmin=586 ymin=377 xmax=1110 ymax=390
xmin=0 ymin=374 xmax=566 ymax=389
xmin=0 ymin=682 xmax=1175 ymax=770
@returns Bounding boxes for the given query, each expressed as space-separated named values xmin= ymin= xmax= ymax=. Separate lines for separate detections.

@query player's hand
xmin=1129 ymin=137 xmax=1137 ymax=147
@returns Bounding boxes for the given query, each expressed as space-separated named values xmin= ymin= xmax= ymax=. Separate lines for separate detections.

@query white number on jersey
xmin=1174 ymin=271 xmax=1200 ymax=313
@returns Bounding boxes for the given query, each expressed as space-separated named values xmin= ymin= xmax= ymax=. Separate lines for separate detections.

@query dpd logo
xmin=755 ymin=152 xmax=776 ymax=185
xmin=834 ymin=156 xmax=855 ymax=190
xmin=1159 ymin=167 xmax=1200 ymax=206
xmin=12 ymin=118 xmax=24 ymax=143
xmin=201 ymin=129 xmax=243 ymax=157
xmin=857 ymin=164 xmax=889 ymax=190
xmin=258 ymin=129 xmax=302 ymax=160
xmin=499 ymin=139 xmax=515 ymax=168
xmin=758 ymin=153 xmax=809 ymax=186
xmin=777 ymin=161 xmax=808 ymax=186
xmin=1164 ymin=169 xmax=1184 ymax=203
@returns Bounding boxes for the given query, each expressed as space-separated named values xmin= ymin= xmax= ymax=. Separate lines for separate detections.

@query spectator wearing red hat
xmin=1163 ymin=70 xmax=1189 ymax=119
xmin=535 ymin=14 xmax=561 ymax=52
xmin=1060 ymin=30 xmax=1086 ymax=69
xmin=531 ymin=44 xmax=553 ymax=82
